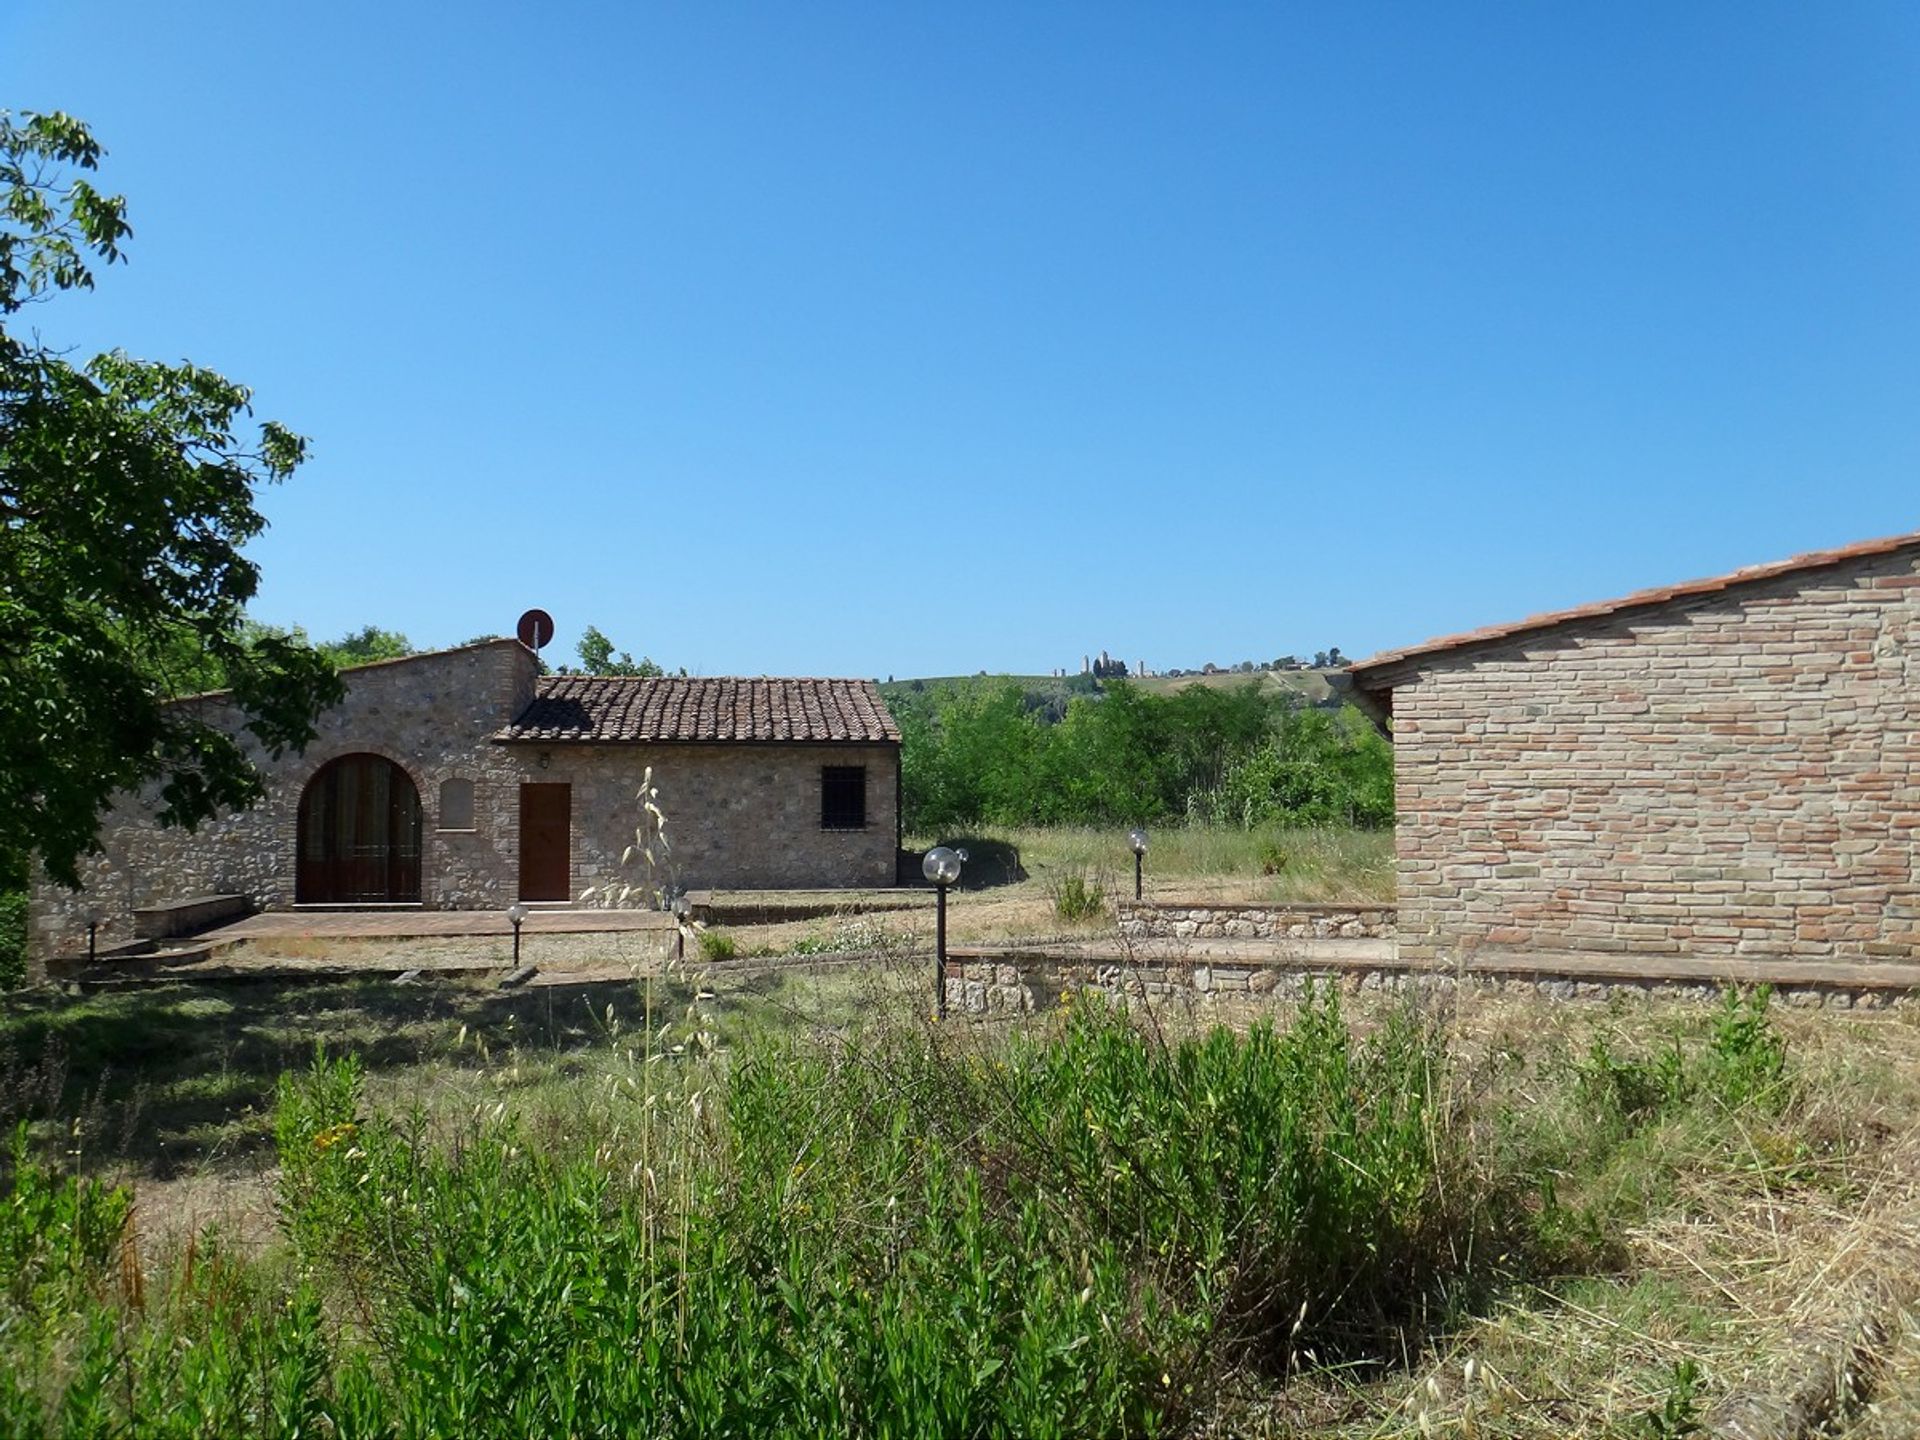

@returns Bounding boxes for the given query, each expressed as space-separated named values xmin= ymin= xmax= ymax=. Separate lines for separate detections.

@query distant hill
xmin=876 ymin=668 xmax=1343 ymax=719
xmin=1133 ymin=669 xmax=1338 ymax=704
xmin=877 ymin=674 xmax=1088 ymax=724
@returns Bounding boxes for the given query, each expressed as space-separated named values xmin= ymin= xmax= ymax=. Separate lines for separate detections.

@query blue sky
xmin=6 ymin=4 xmax=1918 ymax=678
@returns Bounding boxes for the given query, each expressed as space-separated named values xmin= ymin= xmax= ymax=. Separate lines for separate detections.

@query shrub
xmin=1568 ymin=987 xmax=1789 ymax=1134
xmin=1 ymin=1123 xmax=132 ymax=1314
xmin=1702 ymin=984 xmax=1789 ymax=1108
xmin=788 ymin=918 xmax=913 ymax=956
xmin=0 ymin=994 xmax=1610 ymax=1433
xmin=697 ymin=928 xmax=737 ymax=962
xmin=1574 ymin=1033 xmax=1687 ymax=1128
xmin=1049 ymin=871 xmax=1106 ymax=922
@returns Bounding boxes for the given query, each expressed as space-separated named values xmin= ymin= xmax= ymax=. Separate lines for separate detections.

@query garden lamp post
xmin=923 ymin=846 xmax=963 ymax=1019
xmin=83 ymin=906 xmax=103 ymax=966
xmin=507 ymin=902 xmax=528 ymax=964
xmin=1127 ymin=828 xmax=1148 ymax=901
xmin=670 ymin=892 xmax=689 ymax=965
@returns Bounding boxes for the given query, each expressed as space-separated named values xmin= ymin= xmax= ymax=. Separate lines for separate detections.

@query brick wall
xmin=30 ymin=642 xmax=900 ymax=964
xmin=1376 ymin=548 xmax=1920 ymax=964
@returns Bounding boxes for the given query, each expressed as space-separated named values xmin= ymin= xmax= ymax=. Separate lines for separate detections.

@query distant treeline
xmin=889 ymin=678 xmax=1393 ymax=833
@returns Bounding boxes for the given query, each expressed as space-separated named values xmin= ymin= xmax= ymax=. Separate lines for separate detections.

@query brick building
xmin=1348 ymin=533 xmax=1920 ymax=966
xmin=31 ymin=639 xmax=902 ymax=961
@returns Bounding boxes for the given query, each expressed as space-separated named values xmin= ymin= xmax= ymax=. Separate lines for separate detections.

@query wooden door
xmin=297 ymin=754 xmax=422 ymax=904
xmin=518 ymin=783 xmax=571 ymax=901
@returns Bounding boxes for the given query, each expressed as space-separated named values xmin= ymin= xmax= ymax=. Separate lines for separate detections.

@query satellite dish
xmin=516 ymin=608 xmax=556 ymax=651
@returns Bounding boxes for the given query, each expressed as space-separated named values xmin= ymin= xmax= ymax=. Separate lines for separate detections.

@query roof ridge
xmin=172 ymin=636 xmax=532 ymax=706
xmin=531 ymin=673 xmax=881 ymax=683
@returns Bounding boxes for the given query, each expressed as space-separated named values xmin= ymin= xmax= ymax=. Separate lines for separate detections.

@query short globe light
xmin=507 ymin=902 xmax=529 ymax=927
xmin=922 ymin=846 xmax=963 ymax=887
xmin=1127 ymin=828 xmax=1149 ymax=856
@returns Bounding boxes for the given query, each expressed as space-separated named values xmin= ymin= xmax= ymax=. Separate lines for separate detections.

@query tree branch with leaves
xmin=0 ymin=111 xmax=341 ymax=886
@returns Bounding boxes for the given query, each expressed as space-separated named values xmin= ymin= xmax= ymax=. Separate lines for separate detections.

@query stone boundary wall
xmin=1115 ymin=901 xmax=1395 ymax=942
xmin=943 ymin=953 xmax=1909 ymax=1018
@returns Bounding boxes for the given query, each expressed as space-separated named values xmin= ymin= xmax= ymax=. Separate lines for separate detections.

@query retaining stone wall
xmin=943 ymin=954 xmax=1910 ymax=1018
xmin=1116 ymin=901 xmax=1394 ymax=942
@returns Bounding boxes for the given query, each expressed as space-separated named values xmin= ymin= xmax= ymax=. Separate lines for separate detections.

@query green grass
xmin=0 ymin=967 xmax=907 ymax=1178
xmin=1 ymin=988 xmax=1538 ymax=1437
xmin=2 ymin=969 xmax=1883 ymax=1438
xmin=6 ymin=871 xmax=1920 ymax=1438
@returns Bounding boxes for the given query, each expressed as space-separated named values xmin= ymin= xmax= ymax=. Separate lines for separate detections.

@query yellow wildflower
xmin=312 ymin=1122 xmax=357 ymax=1153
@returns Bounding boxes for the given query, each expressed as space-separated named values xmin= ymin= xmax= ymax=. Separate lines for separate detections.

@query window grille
xmin=820 ymin=766 xmax=867 ymax=830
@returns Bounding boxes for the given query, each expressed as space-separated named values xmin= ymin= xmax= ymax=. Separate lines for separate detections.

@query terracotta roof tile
xmin=1349 ymin=529 xmax=1920 ymax=688
xmin=497 ymin=676 xmax=901 ymax=744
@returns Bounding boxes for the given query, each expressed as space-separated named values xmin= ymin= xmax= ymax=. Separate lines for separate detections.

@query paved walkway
xmin=200 ymin=908 xmax=675 ymax=942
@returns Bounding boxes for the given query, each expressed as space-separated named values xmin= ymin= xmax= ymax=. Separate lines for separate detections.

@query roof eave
xmin=491 ymin=734 xmax=902 ymax=747
xmin=1345 ymin=529 xmax=1920 ymax=690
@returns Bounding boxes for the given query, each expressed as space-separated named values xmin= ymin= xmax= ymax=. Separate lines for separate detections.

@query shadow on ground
xmin=941 ymin=837 xmax=1029 ymax=890
xmin=0 ymin=977 xmax=700 ymax=1180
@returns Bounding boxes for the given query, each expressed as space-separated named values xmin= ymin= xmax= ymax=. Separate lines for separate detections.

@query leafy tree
xmin=1199 ymin=706 xmax=1393 ymax=828
xmin=0 ymin=110 xmax=340 ymax=887
xmin=573 ymin=624 xmax=664 ymax=677
xmin=318 ymin=625 xmax=412 ymax=667
xmin=896 ymin=673 xmax=1392 ymax=833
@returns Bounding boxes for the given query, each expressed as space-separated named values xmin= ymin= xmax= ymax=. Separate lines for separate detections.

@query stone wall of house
xmin=542 ymin=742 xmax=900 ymax=897
xmin=1375 ymin=547 xmax=1920 ymax=965
xmin=30 ymin=640 xmax=900 ymax=965
xmin=31 ymin=640 xmax=543 ymax=963
xmin=1115 ymin=901 xmax=1395 ymax=941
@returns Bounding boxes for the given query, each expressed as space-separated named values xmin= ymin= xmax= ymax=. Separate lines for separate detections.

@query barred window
xmin=820 ymin=766 xmax=867 ymax=830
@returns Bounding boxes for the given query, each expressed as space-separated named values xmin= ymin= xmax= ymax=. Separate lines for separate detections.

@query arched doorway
xmin=296 ymin=754 xmax=423 ymax=903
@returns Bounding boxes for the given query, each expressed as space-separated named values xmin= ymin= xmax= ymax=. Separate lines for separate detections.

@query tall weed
xmin=3 ymin=988 xmax=1793 ymax=1434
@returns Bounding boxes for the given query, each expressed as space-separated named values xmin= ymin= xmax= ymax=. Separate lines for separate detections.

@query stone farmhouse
xmin=31 ymin=639 xmax=902 ymax=961
xmin=1348 ymin=531 xmax=1920 ymax=969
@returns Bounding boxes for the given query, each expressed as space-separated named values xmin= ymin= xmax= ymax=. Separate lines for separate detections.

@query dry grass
xmin=1192 ymin=996 xmax=1920 ymax=1437
xmin=702 ymin=825 xmax=1399 ymax=958
xmin=1856 ymin=1302 xmax=1920 ymax=1438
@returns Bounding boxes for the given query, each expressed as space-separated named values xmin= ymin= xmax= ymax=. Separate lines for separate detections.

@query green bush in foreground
xmin=0 ymin=989 xmax=1794 ymax=1437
